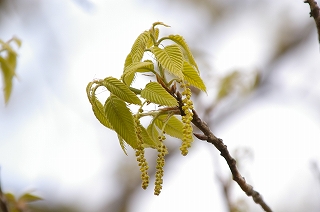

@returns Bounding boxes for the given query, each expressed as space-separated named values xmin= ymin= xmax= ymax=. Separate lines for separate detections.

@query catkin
xmin=154 ymin=140 xmax=168 ymax=195
xmin=134 ymin=116 xmax=150 ymax=189
xmin=180 ymin=86 xmax=194 ymax=156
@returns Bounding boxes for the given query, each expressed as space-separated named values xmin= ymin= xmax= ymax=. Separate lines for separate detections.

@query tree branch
xmin=192 ymin=110 xmax=272 ymax=211
xmin=304 ymin=0 xmax=320 ymax=43
xmin=176 ymin=92 xmax=272 ymax=212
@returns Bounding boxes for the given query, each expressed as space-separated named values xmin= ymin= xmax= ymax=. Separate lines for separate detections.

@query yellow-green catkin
xmin=180 ymin=84 xmax=194 ymax=156
xmin=134 ymin=116 xmax=150 ymax=189
xmin=154 ymin=136 xmax=168 ymax=195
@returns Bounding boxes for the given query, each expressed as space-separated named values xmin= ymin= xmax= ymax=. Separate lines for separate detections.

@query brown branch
xmin=192 ymin=110 xmax=272 ymax=211
xmin=176 ymin=92 xmax=272 ymax=212
xmin=305 ymin=0 xmax=320 ymax=42
xmin=193 ymin=132 xmax=208 ymax=140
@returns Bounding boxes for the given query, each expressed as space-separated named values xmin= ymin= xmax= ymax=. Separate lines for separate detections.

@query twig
xmin=304 ymin=0 xmax=320 ymax=43
xmin=176 ymin=92 xmax=272 ymax=212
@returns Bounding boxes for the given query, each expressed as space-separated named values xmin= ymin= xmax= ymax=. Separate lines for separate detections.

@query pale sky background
xmin=1 ymin=0 xmax=320 ymax=212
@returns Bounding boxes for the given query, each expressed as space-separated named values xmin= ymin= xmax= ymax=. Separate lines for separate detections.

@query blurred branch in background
xmin=310 ymin=161 xmax=320 ymax=185
xmin=304 ymin=0 xmax=320 ymax=43
xmin=72 ymin=0 xmax=95 ymax=12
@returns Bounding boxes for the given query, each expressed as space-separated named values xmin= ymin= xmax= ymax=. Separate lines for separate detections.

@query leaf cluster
xmin=87 ymin=22 xmax=206 ymax=154
xmin=2 ymin=191 xmax=42 ymax=212
xmin=86 ymin=21 xmax=273 ymax=210
xmin=86 ymin=22 xmax=207 ymax=195
xmin=0 ymin=37 xmax=21 ymax=104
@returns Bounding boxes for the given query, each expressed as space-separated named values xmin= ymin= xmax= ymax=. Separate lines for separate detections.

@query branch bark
xmin=176 ymin=92 xmax=272 ymax=212
xmin=305 ymin=0 xmax=320 ymax=43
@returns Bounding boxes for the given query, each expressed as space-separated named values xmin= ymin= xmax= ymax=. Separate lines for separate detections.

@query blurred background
xmin=1 ymin=0 xmax=320 ymax=211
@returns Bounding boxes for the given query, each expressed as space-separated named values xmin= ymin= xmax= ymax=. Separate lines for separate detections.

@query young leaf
xmin=117 ymin=134 xmax=128 ymax=155
xmin=182 ymin=61 xmax=206 ymax=92
xmin=130 ymin=31 xmax=150 ymax=62
xmin=91 ymin=96 xmax=113 ymax=129
xmin=104 ymin=96 xmax=138 ymax=149
xmin=147 ymin=27 xmax=159 ymax=48
xmin=140 ymin=82 xmax=178 ymax=106
xmin=139 ymin=123 xmax=161 ymax=148
xmin=168 ymin=34 xmax=199 ymax=72
xmin=102 ymin=77 xmax=141 ymax=105
xmin=122 ymin=61 xmax=154 ymax=85
xmin=86 ymin=81 xmax=94 ymax=97
xmin=124 ymin=52 xmax=133 ymax=69
xmin=18 ymin=193 xmax=42 ymax=203
xmin=0 ymin=40 xmax=17 ymax=54
xmin=122 ymin=72 xmax=135 ymax=86
xmin=0 ymin=56 xmax=15 ymax=103
xmin=147 ymin=122 xmax=160 ymax=141
xmin=122 ymin=53 xmax=135 ymax=86
xmin=123 ymin=61 xmax=154 ymax=76
xmin=7 ymin=51 xmax=17 ymax=71
xmin=154 ymin=115 xmax=185 ymax=140
xmin=12 ymin=36 xmax=22 ymax=48
xmin=217 ymin=71 xmax=239 ymax=100
xmin=4 ymin=192 xmax=16 ymax=203
xmin=86 ymin=82 xmax=113 ymax=129
xmin=152 ymin=22 xmax=170 ymax=28
xmin=151 ymin=45 xmax=184 ymax=79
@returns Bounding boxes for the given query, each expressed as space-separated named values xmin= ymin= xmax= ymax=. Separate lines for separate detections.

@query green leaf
xmin=86 ymin=82 xmax=113 ymax=129
xmin=168 ymin=34 xmax=199 ymax=73
xmin=0 ymin=40 xmax=17 ymax=55
xmin=152 ymin=22 xmax=170 ymax=28
xmin=18 ymin=193 xmax=42 ymax=203
xmin=0 ymin=56 xmax=15 ymax=103
xmin=130 ymin=31 xmax=150 ymax=62
xmin=4 ymin=192 xmax=16 ymax=203
xmin=122 ymin=61 xmax=154 ymax=85
xmin=91 ymin=96 xmax=113 ymax=129
xmin=102 ymin=77 xmax=141 ymax=105
xmin=147 ymin=27 xmax=159 ymax=48
xmin=12 ymin=36 xmax=22 ymax=48
xmin=147 ymin=122 xmax=160 ymax=141
xmin=124 ymin=52 xmax=133 ymax=69
xmin=104 ymin=96 xmax=138 ymax=149
xmin=154 ymin=115 xmax=185 ymax=140
xmin=123 ymin=61 xmax=154 ymax=76
xmin=117 ymin=134 xmax=128 ymax=155
xmin=7 ymin=52 xmax=17 ymax=71
xmin=140 ymin=123 xmax=161 ymax=148
xmin=182 ymin=61 xmax=206 ymax=92
xmin=122 ymin=53 xmax=135 ymax=86
xmin=217 ymin=71 xmax=239 ymax=100
xmin=140 ymin=82 xmax=177 ymax=106
xmin=151 ymin=45 xmax=184 ymax=79
xmin=86 ymin=81 xmax=94 ymax=97
xmin=0 ymin=37 xmax=20 ymax=104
